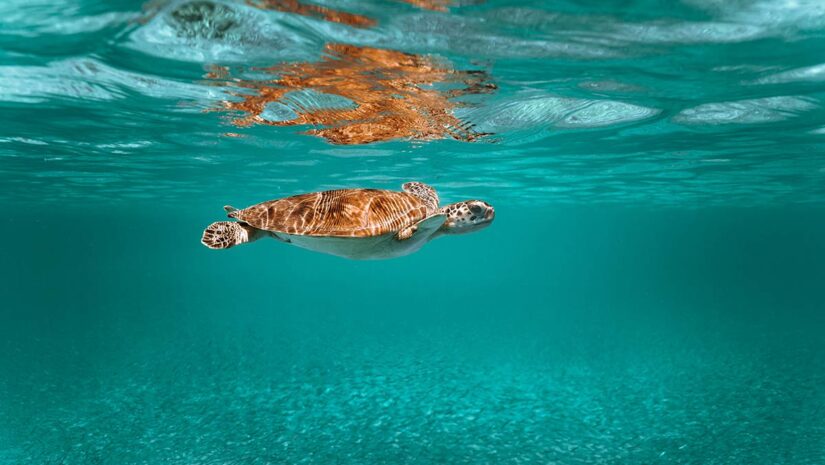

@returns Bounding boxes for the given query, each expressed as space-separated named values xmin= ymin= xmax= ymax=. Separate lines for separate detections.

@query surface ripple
xmin=2 ymin=0 xmax=825 ymax=207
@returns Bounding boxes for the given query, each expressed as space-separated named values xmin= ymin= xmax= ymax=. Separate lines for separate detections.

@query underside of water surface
xmin=1 ymin=0 xmax=825 ymax=464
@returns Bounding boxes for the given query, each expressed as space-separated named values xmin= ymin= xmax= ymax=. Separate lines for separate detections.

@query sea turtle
xmin=200 ymin=182 xmax=494 ymax=259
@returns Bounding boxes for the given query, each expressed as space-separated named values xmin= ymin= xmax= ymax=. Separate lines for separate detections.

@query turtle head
xmin=439 ymin=200 xmax=495 ymax=235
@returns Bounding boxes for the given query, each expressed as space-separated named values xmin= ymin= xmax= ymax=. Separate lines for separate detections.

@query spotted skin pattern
xmin=229 ymin=188 xmax=429 ymax=237
xmin=402 ymin=181 xmax=439 ymax=214
xmin=201 ymin=221 xmax=262 ymax=249
xmin=439 ymin=200 xmax=495 ymax=232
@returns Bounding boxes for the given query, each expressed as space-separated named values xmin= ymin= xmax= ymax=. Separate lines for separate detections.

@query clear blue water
xmin=2 ymin=0 xmax=825 ymax=463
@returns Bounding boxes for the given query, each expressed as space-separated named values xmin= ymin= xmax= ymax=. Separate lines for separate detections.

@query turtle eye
xmin=469 ymin=204 xmax=484 ymax=215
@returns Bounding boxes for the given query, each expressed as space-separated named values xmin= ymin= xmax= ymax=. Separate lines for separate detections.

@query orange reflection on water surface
xmin=400 ymin=0 xmax=454 ymax=12
xmin=214 ymin=43 xmax=495 ymax=145
xmin=248 ymin=0 xmax=376 ymax=28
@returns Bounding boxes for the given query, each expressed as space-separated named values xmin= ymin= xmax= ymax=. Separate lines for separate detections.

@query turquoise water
xmin=2 ymin=0 xmax=825 ymax=463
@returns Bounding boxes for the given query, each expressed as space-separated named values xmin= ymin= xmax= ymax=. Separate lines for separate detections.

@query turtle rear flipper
xmin=201 ymin=221 xmax=263 ymax=249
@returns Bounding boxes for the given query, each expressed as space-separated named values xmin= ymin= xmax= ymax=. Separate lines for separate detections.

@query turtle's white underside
xmin=272 ymin=214 xmax=446 ymax=260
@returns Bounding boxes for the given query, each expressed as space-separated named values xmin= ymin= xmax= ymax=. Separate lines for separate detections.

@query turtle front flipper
xmin=402 ymin=182 xmax=439 ymax=213
xmin=395 ymin=214 xmax=446 ymax=241
xmin=396 ymin=225 xmax=417 ymax=240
